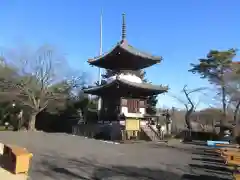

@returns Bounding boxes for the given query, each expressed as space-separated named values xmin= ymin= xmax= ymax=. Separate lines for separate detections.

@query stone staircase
xmin=141 ymin=124 xmax=161 ymax=142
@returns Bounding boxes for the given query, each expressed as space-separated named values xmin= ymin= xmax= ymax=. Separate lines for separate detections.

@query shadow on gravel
xmin=35 ymin=154 xmax=182 ymax=180
xmin=149 ymin=143 xmax=196 ymax=154
xmin=182 ymin=174 xmax=231 ymax=180
xmin=183 ymin=141 xmax=207 ymax=147
xmin=92 ymin=166 xmax=181 ymax=180
xmin=191 ymin=151 xmax=219 ymax=157
xmin=190 ymin=146 xmax=219 ymax=155
xmin=189 ymin=163 xmax=232 ymax=173
xmin=189 ymin=145 xmax=233 ymax=180
xmin=194 ymin=147 xmax=213 ymax=151
xmin=51 ymin=167 xmax=90 ymax=180
xmin=192 ymin=157 xmax=224 ymax=164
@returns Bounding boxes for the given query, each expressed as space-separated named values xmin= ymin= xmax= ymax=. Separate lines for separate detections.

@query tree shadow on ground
xmin=189 ymin=146 xmax=233 ymax=180
xmin=192 ymin=157 xmax=224 ymax=164
xmin=182 ymin=141 xmax=207 ymax=147
xmin=92 ymin=166 xmax=181 ymax=180
xmin=50 ymin=167 xmax=90 ymax=180
xmin=182 ymin=174 xmax=232 ymax=180
xmin=189 ymin=163 xmax=232 ymax=173
xmin=149 ymin=143 xmax=196 ymax=154
xmin=32 ymin=153 xmax=234 ymax=180
xmin=194 ymin=147 xmax=213 ymax=151
xmin=191 ymin=150 xmax=220 ymax=157
xmin=35 ymin=154 xmax=183 ymax=180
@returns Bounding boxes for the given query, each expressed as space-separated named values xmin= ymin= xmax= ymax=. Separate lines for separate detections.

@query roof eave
xmin=83 ymin=80 xmax=114 ymax=93
xmin=119 ymin=43 xmax=162 ymax=62
xmin=88 ymin=43 xmax=121 ymax=64
xmin=84 ymin=79 xmax=168 ymax=95
xmin=88 ymin=41 xmax=162 ymax=65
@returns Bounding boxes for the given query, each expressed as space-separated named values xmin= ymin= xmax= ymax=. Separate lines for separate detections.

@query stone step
xmin=141 ymin=125 xmax=161 ymax=142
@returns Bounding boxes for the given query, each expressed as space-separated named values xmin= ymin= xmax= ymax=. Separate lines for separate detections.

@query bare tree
xmin=171 ymin=85 xmax=206 ymax=130
xmin=0 ymin=45 xmax=86 ymax=130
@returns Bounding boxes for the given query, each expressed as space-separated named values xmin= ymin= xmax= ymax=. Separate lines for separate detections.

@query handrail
xmin=147 ymin=123 xmax=162 ymax=140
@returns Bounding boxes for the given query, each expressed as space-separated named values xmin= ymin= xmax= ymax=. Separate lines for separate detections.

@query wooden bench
xmin=219 ymin=152 xmax=240 ymax=175
xmin=222 ymin=151 xmax=237 ymax=159
xmin=220 ymin=148 xmax=240 ymax=157
xmin=213 ymin=144 xmax=240 ymax=155
xmin=2 ymin=144 xmax=33 ymax=174
xmin=213 ymin=145 xmax=240 ymax=178
xmin=215 ymin=143 xmax=239 ymax=148
xmin=223 ymin=151 xmax=240 ymax=166
xmin=233 ymin=173 xmax=240 ymax=180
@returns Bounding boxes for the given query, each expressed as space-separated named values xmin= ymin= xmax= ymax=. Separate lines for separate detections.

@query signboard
xmin=125 ymin=118 xmax=140 ymax=131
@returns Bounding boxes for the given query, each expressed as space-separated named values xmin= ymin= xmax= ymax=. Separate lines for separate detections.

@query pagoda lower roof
xmin=88 ymin=40 xmax=162 ymax=70
xmin=83 ymin=77 xmax=168 ymax=97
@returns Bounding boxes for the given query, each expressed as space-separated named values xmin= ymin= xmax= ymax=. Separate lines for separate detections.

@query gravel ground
xmin=0 ymin=131 xmax=233 ymax=180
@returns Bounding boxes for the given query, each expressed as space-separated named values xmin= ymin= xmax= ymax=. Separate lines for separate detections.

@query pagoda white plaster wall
xmin=139 ymin=108 xmax=145 ymax=115
xmin=120 ymin=106 xmax=145 ymax=118
xmin=107 ymin=73 xmax=142 ymax=83
xmin=125 ymin=113 xmax=144 ymax=118
xmin=121 ymin=106 xmax=128 ymax=114
xmin=121 ymin=107 xmax=145 ymax=115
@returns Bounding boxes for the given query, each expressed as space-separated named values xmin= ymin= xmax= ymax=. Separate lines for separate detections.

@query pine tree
xmin=189 ymin=48 xmax=237 ymax=126
xmin=146 ymin=94 xmax=158 ymax=115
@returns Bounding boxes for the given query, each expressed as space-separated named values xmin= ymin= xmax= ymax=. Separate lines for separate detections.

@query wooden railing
xmin=147 ymin=124 xmax=163 ymax=140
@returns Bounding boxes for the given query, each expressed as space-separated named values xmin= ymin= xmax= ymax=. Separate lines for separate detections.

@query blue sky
xmin=0 ymin=0 xmax=240 ymax=109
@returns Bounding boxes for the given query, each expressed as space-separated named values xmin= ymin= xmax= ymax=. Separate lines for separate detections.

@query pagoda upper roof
xmin=83 ymin=77 xmax=168 ymax=97
xmin=88 ymin=13 xmax=162 ymax=71
xmin=88 ymin=40 xmax=162 ymax=70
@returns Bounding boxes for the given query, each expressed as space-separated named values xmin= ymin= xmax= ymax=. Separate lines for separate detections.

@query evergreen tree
xmin=189 ymin=48 xmax=237 ymax=125
xmin=145 ymin=94 xmax=158 ymax=115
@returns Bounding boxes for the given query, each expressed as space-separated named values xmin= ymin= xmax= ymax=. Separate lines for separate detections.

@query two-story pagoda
xmin=84 ymin=14 xmax=168 ymax=139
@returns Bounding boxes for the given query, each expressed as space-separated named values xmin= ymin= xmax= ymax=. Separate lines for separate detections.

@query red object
xmin=232 ymin=61 xmax=240 ymax=64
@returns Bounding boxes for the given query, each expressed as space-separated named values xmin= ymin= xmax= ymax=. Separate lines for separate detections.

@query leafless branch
xmin=0 ymin=45 xmax=86 ymax=113
xmin=170 ymin=85 xmax=207 ymax=129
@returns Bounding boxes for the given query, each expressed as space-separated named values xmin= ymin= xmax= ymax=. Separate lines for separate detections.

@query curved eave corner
xmin=83 ymin=81 xmax=115 ymax=94
xmin=83 ymin=79 xmax=169 ymax=95
xmin=88 ymin=43 xmax=121 ymax=64
xmin=120 ymin=42 xmax=162 ymax=63
xmin=161 ymin=87 xmax=169 ymax=93
xmin=158 ymin=86 xmax=168 ymax=93
xmin=87 ymin=41 xmax=162 ymax=65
